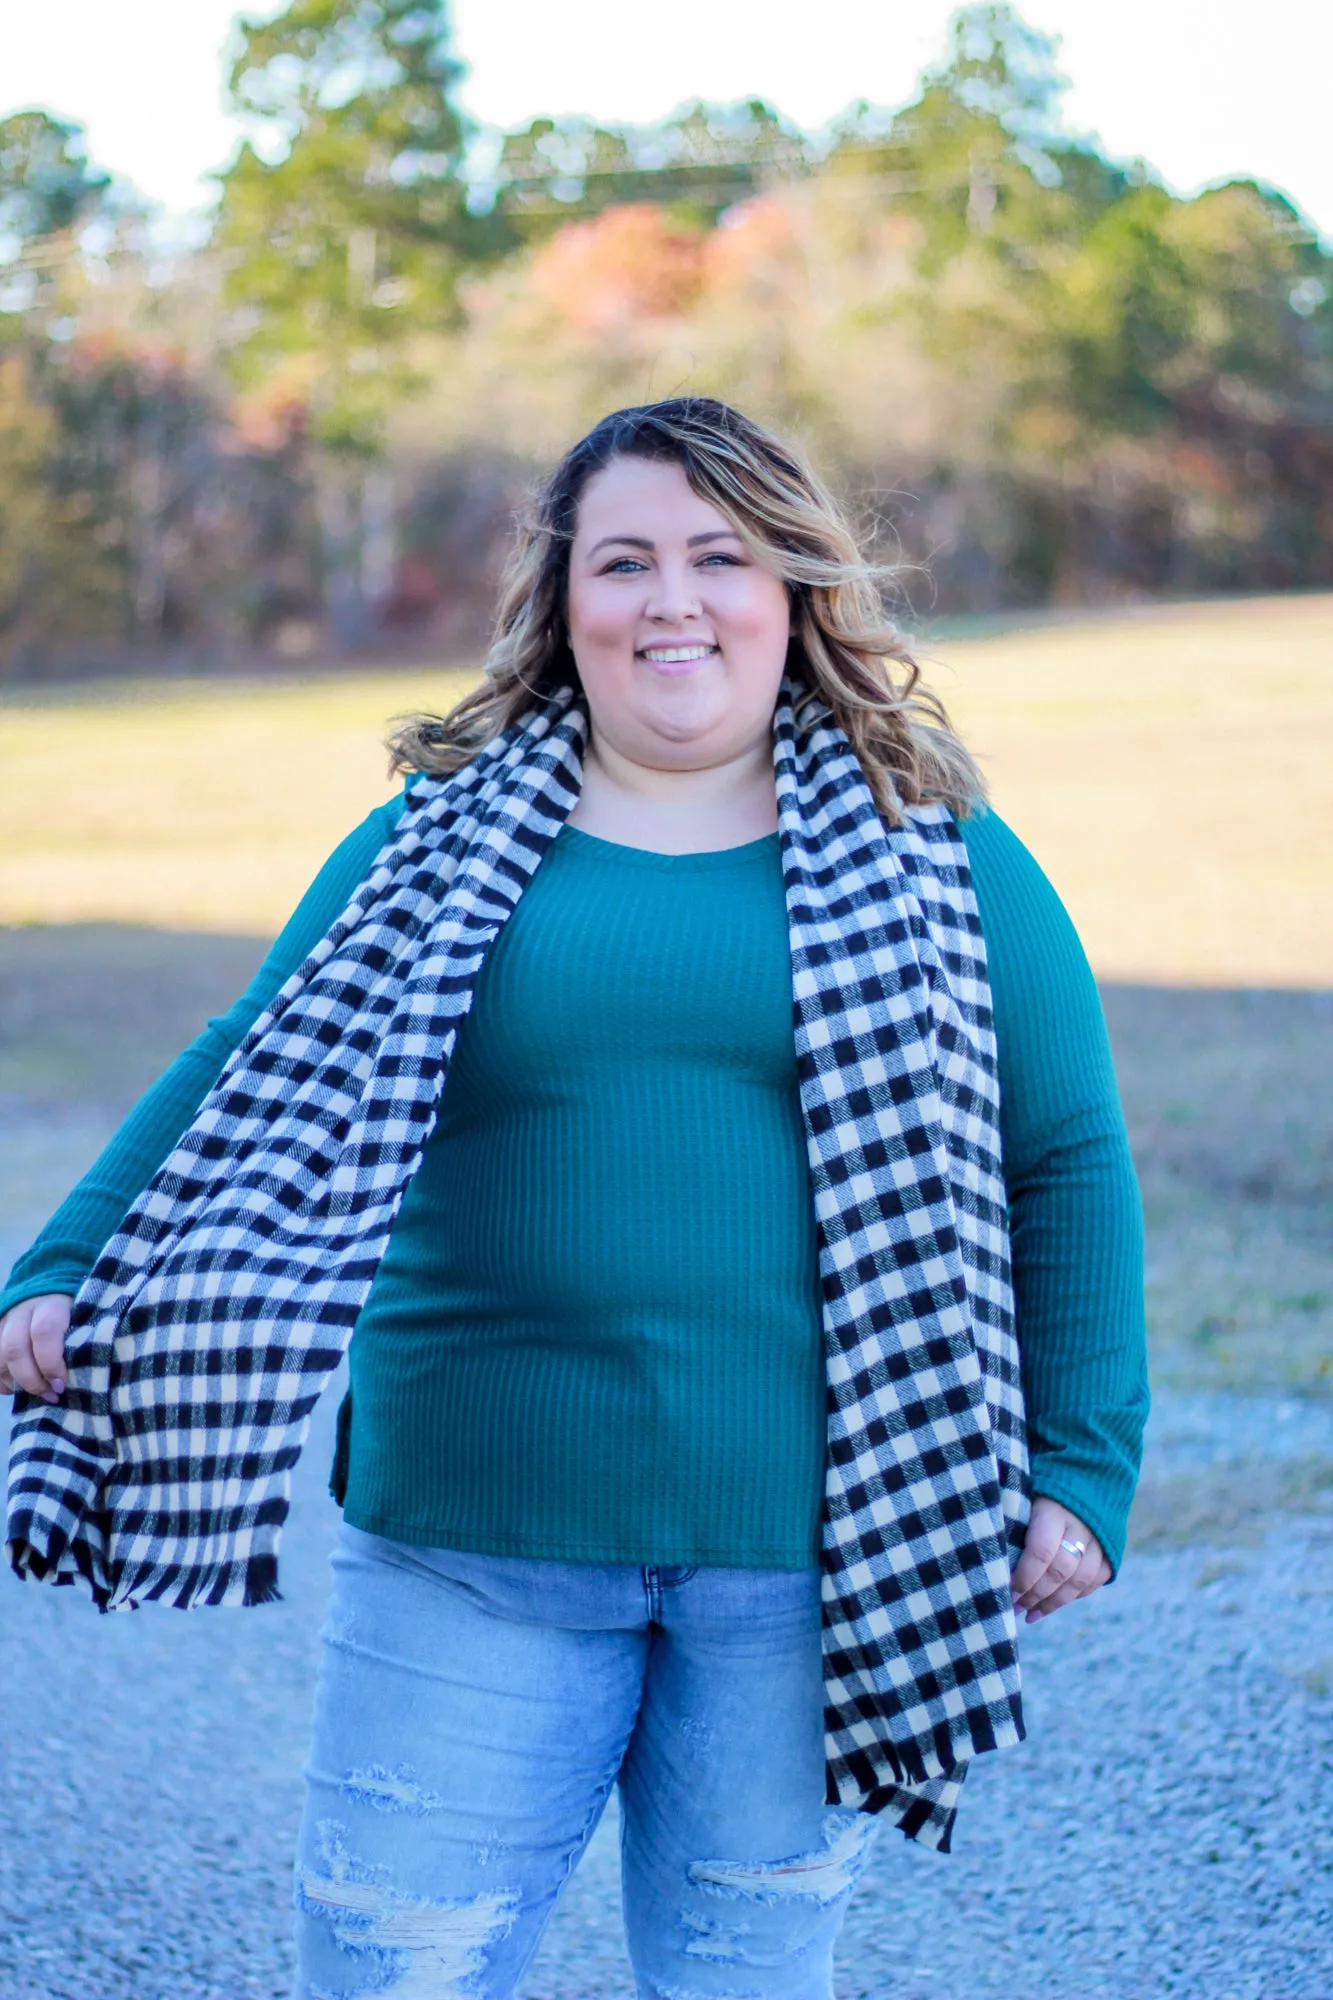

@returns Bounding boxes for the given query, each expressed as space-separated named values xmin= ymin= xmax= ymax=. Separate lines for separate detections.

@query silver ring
xmin=1060 ymin=1537 xmax=1087 ymax=1558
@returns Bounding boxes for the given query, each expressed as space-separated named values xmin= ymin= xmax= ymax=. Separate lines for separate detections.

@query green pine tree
xmin=214 ymin=0 xmax=485 ymax=455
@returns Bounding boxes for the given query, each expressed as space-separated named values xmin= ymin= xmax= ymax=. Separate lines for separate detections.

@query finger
xmin=28 ymin=1298 xmax=71 ymax=1394
xmin=1011 ymin=1499 xmax=1069 ymax=1600
xmin=1013 ymin=1519 xmax=1084 ymax=1606
xmin=1065 ymin=1538 xmax=1110 ymax=1596
xmin=1026 ymin=1567 xmax=1097 ymax=1619
xmin=2 ymin=1300 xmax=66 ymax=1400
xmin=1015 ymin=1498 xmax=1102 ymax=1602
xmin=1015 ymin=1544 xmax=1082 ymax=1610
xmin=1025 ymin=1547 xmax=1111 ymax=1622
xmin=2 ymin=1323 xmax=61 ymax=1401
xmin=0 ymin=1318 xmax=25 ymax=1396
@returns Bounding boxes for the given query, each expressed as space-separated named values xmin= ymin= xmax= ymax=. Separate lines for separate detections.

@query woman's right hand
xmin=0 ymin=1294 xmax=74 ymax=1402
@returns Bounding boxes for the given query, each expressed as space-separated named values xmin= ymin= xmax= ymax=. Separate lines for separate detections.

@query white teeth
xmin=640 ymin=645 xmax=716 ymax=662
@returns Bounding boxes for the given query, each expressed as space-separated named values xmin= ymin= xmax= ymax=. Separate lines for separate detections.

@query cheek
xmin=716 ymin=575 xmax=791 ymax=658
xmin=568 ymin=579 xmax=636 ymax=655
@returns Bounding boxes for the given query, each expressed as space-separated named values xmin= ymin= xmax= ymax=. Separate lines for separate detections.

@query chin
xmin=635 ymin=686 xmax=727 ymax=743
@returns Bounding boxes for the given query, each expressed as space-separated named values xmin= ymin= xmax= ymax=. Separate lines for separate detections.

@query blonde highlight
xmin=387 ymin=399 xmax=984 ymax=826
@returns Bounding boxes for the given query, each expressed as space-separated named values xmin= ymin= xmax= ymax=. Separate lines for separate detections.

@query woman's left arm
xmin=959 ymin=809 xmax=1149 ymax=1623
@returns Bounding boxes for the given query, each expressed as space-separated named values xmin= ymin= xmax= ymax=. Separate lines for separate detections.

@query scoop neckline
xmin=557 ymin=822 xmax=780 ymax=872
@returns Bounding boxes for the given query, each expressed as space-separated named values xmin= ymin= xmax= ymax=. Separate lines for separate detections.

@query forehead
xmin=572 ymin=455 xmax=734 ymax=544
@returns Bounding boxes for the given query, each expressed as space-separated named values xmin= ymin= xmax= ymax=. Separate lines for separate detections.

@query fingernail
xmin=50 ymin=1379 xmax=66 ymax=1396
xmin=1026 ymin=1609 xmax=1045 ymax=1623
xmin=41 ymin=1392 xmax=60 ymax=1405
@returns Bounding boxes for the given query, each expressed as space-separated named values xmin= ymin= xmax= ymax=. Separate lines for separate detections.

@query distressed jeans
xmin=293 ymin=1522 xmax=878 ymax=1999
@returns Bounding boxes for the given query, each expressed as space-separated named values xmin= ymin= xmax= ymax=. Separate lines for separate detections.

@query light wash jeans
xmin=293 ymin=1523 xmax=879 ymax=1999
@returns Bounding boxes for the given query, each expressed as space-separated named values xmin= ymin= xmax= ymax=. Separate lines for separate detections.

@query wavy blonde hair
xmin=388 ymin=397 xmax=984 ymax=824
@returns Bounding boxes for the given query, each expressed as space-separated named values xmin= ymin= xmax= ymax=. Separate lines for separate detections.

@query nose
xmin=644 ymin=557 xmax=703 ymax=625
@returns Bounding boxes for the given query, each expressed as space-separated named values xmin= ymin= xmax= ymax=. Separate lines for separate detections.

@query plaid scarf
xmin=8 ymin=679 xmax=1028 ymax=1850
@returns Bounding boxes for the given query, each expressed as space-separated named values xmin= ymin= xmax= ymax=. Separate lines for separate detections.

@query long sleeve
xmin=959 ymin=808 xmax=1149 ymax=1573
xmin=0 ymin=798 xmax=406 ymax=1321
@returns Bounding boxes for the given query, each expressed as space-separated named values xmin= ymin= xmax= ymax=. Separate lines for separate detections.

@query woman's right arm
xmin=0 ymin=795 xmax=407 ymax=1391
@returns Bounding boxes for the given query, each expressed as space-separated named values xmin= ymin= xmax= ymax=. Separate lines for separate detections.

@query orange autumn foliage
xmin=529 ymin=203 xmax=704 ymax=334
xmin=701 ymin=194 xmax=804 ymax=302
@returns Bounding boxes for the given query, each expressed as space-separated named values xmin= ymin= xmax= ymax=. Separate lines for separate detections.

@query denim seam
xmin=542 ymin=1709 xmax=643 ymax=1930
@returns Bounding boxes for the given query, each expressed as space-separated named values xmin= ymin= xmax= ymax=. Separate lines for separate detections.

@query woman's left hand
xmin=1011 ymin=1497 xmax=1112 ymax=1623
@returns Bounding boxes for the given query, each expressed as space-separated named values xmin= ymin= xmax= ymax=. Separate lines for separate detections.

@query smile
xmin=637 ymin=644 xmax=719 ymax=665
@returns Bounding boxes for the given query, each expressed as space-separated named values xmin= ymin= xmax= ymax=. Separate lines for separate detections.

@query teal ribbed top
xmin=2 ymin=796 xmax=1148 ymax=1569
xmin=340 ymin=825 xmax=825 ymax=1566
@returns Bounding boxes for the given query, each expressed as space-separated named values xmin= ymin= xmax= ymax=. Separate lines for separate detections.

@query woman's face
xmin=566 ymin=454 xmax=792 ymax=771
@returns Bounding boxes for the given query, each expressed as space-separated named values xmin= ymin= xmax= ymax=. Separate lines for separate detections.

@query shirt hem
xmin=339 ymin=1503 xmax=821 ymax=1572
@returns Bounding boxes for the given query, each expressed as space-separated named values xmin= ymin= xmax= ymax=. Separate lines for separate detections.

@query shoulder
xmin=954 ymin=808 xmax=1104 ymax=1027
xmin=350 ymin=787 xmax=410 ymax=859
xmin=954 ymin=806 xmax=1074 ymax=933
xmin=278 ymin=789 xmax=411 ymax=942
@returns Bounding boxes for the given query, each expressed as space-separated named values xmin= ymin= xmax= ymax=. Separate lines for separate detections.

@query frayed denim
xmin=293 ymin=1523 xmax=877 ymax=1998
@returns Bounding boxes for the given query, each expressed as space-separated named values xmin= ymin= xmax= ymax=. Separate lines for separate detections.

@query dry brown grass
xmin=0 ymin=665 xmax=474 ymax=938
xmin=930 ymin=592 xmax=1333 ymax=987
xmin=2 ymin=592 xmax=1331 ymax=984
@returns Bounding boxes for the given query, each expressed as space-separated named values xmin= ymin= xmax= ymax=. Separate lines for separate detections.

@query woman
xmin=2 ymin=398 xmax=1147 ymax=1998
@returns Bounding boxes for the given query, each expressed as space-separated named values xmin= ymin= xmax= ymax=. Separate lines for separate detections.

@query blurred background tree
xmin=0 ymin=0 xmax=1330 ymax=675
xmin=0 ymin=110 xmax=111 ymax=320
xmin=490 ymin=98 xmax=811 ymax=239
xmin=213 ymin=0 xmax=499 ymax=642
xmin=215 ymin=0 xmax=494 ymax=442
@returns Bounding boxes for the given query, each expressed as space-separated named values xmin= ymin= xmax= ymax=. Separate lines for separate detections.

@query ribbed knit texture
xmin=3 ymin=797 xmax=1147 ymax=1570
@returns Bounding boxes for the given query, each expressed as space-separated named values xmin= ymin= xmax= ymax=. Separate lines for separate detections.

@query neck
xmin=568 ymin=727 xmax=779 ymax=855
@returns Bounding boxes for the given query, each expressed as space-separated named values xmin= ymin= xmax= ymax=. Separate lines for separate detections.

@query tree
xmin=0 ymin=111 xmax=109 ymax=253
xmin=492 ymin=100 xmax=812 ymax=240
xmin=0 ymin=112 xmax=110 ymax=327
xmin=827 ymin=3 xmax=1114 ymax=266
xmin=924 ymin=2 xmax=1067 ymax=153
xmin=214 ymin=0 xmax=484 ymax=455
xmin=528 ymin=204 xmax=705 ymax=333
xmin=0 ymin=349 xmax=58 ymax=661
xmin=213 ymin=1 xmax=494 ymax=639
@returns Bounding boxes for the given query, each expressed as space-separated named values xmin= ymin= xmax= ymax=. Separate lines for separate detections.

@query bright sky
xmin=2 ymin=0 xmax=1330 ymax=237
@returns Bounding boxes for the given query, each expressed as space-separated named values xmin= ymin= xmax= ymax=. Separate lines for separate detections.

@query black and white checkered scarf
xmin=8 ymin=679 xmax=1028 ymax=1850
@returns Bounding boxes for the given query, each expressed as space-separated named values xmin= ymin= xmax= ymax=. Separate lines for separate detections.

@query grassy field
xmin=2 ymin=591 xmax=1331 ymax=984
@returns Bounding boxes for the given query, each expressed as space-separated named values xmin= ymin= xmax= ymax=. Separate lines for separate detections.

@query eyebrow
xmin=585 ymin=529 xmax=743 ymax=558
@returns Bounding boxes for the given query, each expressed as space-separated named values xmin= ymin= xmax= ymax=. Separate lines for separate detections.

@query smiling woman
xmin=3 ymin=397 xmax=1146 ymax=2000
